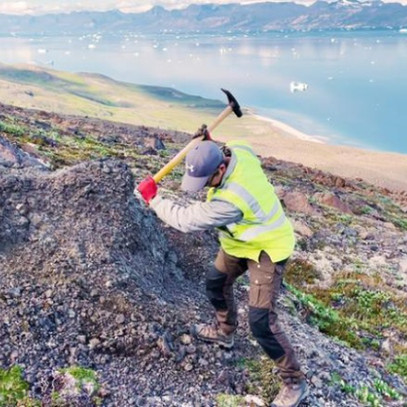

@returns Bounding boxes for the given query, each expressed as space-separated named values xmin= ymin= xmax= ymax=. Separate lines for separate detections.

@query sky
xmin=0 ymin=0 xmax=406 ymax=15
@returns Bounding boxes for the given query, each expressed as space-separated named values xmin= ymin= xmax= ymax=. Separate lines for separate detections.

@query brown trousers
xmin=205 ymin=249 xmax=303 ymax=381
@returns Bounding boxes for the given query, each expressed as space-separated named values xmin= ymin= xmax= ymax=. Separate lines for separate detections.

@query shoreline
xmin=252 ymin=114 xmax=329 ymax=144
xmin=236 ymin=112 xmax=407 ymax=193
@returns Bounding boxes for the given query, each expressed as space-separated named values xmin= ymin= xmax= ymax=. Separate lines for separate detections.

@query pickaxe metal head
xmin=221 ymin=88 xmax=243 ymax=118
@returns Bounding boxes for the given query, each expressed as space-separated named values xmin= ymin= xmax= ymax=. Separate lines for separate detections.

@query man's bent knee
xmin=206 ymin=267 xmax=228 ymax=310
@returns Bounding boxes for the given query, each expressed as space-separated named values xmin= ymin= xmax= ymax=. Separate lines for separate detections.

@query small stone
xmin=381 ymin=339 xmax=392 ymax=354
xmin=244 ymin=395 xmax=265 ymax=406
xmin=89 ymin=338 xmax=100 ymax=349
xmin=16 ymin=216 xmax=29 ymax=227
xmin=217 ymin=370 xmax=229 ymax=384
xmin=10 ymin=350 xmax=18 ymax=362
xmin=311 ymin=376 xmax=323 ymax=388
xmin=115 ymin=314 xmax=125 ymax=324
xmin=9 ymin=287 xmax=22 ymax=298
xmin=29 ymin=213 xmax=42 ymax=227
xmin=184 ymin=363 xmax=193 ymax=371
xmin=68 ymin=309 xmax=76 ymax=318
xmin=185 ymin=345 xmax=196 ymax=354
xmin=180 ymin=334 xmax=192 ymax=345
xmin=198 ymin=358 xmax=209 ymax=367
xmin=16 ymin=203 xmax=28 ymax=214
xmin=77 ymin=335 xmax=87 ymax=344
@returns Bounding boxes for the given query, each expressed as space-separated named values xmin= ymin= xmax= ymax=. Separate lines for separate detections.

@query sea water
xmin=1 ymin=30 xmax=407 ymax=154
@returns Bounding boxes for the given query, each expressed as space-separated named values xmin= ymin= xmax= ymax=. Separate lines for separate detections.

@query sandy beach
xmin=233 ymin=113 xmax=407 ymax=193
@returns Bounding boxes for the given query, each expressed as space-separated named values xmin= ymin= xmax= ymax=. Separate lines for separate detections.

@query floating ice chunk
xmin=37 ymin=49 xmax=48 ymax=54
xmin=290 ymin=81 xmax=308 ymax=93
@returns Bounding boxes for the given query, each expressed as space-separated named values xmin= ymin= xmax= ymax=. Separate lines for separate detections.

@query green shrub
xmin=387 ymin=354 xmax=407 ymax=380
xmin=287 ymin=284 xmax=363 ymax=348
xmin=331 ymin=372 xmax=402 ymax=407
xmin=0 ymin=121 xmax=25 ymax=137
xmin=215 ymin=394 xmax=245 ymax=407
xmin=0 ymin=366 xmax=29 ymax=406
xmin=58 ymin=366 xmax=99 ymax=393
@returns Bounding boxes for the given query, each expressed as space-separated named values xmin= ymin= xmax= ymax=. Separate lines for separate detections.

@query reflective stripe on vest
xmin=223 ymin=182 xmax=281 ymax=224
xmin=208 ymin=142 xmax=289 ymax=243
xmin=239 ymin=214 xmax=287 ymax=241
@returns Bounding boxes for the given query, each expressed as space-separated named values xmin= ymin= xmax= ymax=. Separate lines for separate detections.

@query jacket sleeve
xmin=149 ymin=195 xmax=243 ymax=233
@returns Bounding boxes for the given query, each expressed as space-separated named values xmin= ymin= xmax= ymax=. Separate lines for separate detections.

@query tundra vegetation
xmin=0 ymin=68 xmax=406 ymax=406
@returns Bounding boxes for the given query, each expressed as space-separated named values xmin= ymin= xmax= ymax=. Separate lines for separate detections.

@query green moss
xmin=371 ymin=194 xmax=407 ymax=231
xmin=235 ymin=275 xmax=249 ymax=287
xmin=359 ymin=205 xmax=374 ymax=215
xmin=330 ymin=372 xmax=403 ymax=406
xmin=288 ymin=267 xmax=407 ymax=378
xmin=215 ymin=394 xmax=246 ymax=407
xmin=0 ymin=366 xmax=37 ymax=407
xmin=392 ymin=217 xmax=407 ymax=231
xmin=331 ymin=279 xmax=407 ymax=335
xmin=37 ymin=132 xmax=141 ymax=168
xmin=287 ymin=283 xmax=363 ymax=348
xmin=373 ymin=379 xmax=403 ymax=400
xmin=16 ymin=397 xmax=41 ymax=407
xmin=59 ymin=366 xmax=99 ymax=393
xmin=387 ymin=354 xmax=407 ymax=380
xmin=235 ymin=358 xmax=279 ymax=403
xmin=285 ymin=259 xmax=320 ymax=287
xmin=0 ymin=120 xmax=26 ymax=137
xmin=51 ymin=391 xmax=60 ymax=402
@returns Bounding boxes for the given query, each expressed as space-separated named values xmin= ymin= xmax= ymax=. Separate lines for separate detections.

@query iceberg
xmin=290 ymin=81 xmax=308 ymax=93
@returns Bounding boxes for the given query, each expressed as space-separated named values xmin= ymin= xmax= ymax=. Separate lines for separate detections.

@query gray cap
xmin=181 ymin=141 xmax=224 ymax=192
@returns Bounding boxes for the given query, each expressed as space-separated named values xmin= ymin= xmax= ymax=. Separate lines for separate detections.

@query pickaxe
xmin=152 ymin=88 xmax=242 ymax=183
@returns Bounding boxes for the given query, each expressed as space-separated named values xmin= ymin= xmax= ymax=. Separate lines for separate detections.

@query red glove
xmin=193 ymin=124 xmax=212 ymax=141
xmin=137 ymin=175 xmax=158 ymax=204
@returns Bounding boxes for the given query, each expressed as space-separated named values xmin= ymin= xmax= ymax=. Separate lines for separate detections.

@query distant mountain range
xmin=1 ymin=0 xmax=407 ymax=34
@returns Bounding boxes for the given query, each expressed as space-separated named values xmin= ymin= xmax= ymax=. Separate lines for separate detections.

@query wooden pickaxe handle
xmin=152 ymin=105 xmax=234 ymax=183
xmin=152 ymin=135 xmax=204 ymax=183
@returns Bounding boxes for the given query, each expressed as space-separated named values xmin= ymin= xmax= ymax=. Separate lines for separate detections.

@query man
xmin=137 ymin=135 xmax=308 ymax=407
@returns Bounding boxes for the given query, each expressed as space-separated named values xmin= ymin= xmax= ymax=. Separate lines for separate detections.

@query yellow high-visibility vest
xmin=207 ymin=141 xmax=295 ymax=262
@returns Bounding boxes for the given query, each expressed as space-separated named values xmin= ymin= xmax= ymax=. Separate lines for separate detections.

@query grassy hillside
xmin=1 ymin=62 xmax=407 ymax=193
xmin=0 ymin=62 xmax=254 ymax=136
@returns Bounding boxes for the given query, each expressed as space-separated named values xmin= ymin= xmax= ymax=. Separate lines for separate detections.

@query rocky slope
xmin=0 ymin=102 xmax=406 ymax=406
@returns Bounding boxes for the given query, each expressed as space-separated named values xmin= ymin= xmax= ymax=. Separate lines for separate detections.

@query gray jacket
xmin=150 ymin=146 xmax=243 ymax=233
xmin=150 ymin=196 xmax=242 ymax=233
